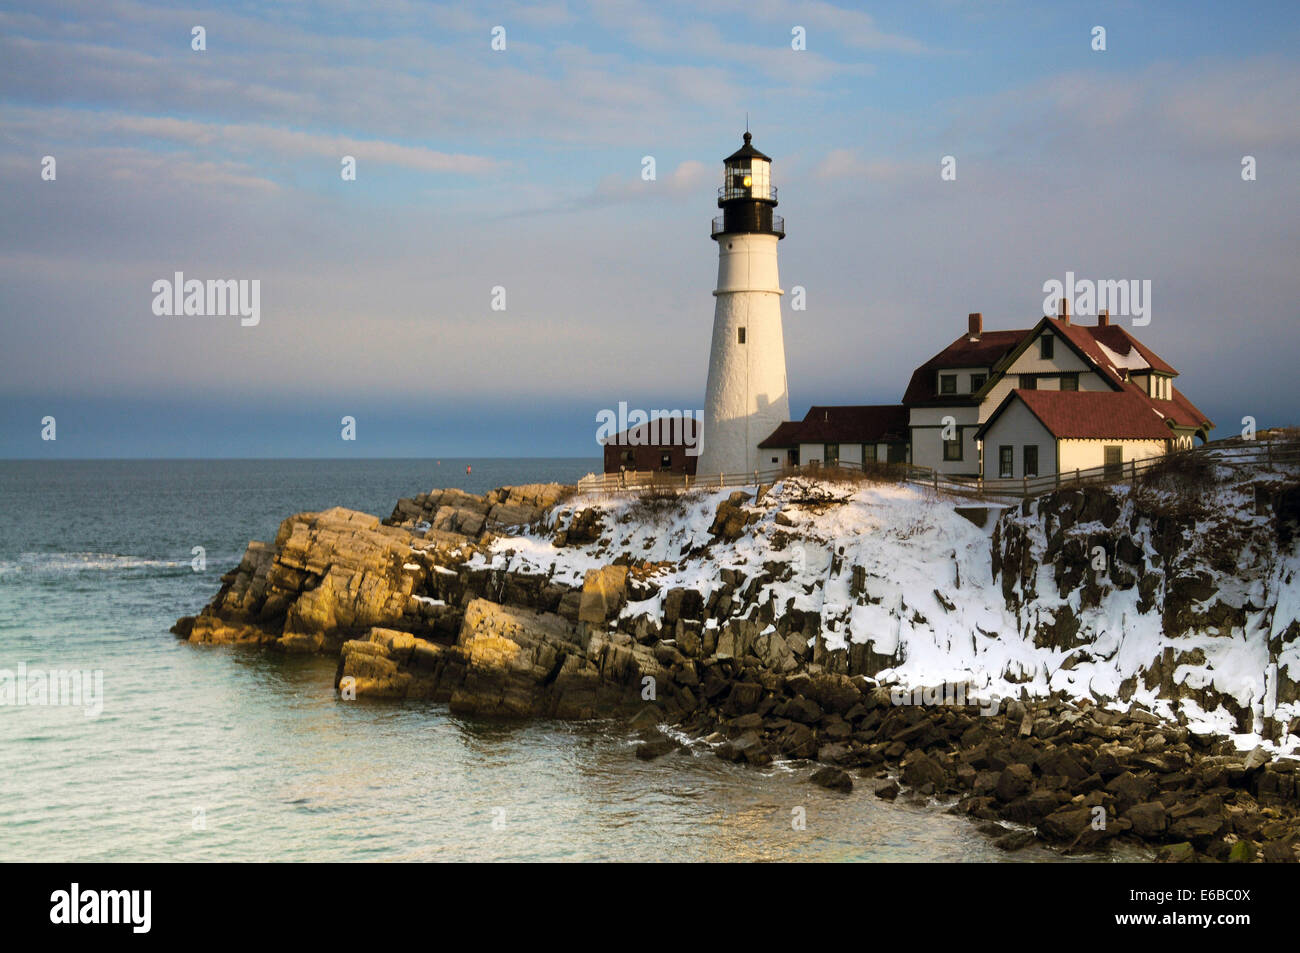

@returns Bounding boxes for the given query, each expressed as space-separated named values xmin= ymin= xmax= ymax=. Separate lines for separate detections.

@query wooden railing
xmin=575 ymin=437 xmax=1300 ymax=501
xmin=922 ymin=439 xmax=1300 ymax=500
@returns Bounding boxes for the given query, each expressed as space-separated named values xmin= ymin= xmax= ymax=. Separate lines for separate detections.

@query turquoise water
xmin=0 ymin=459 xmax=1083 ymax=862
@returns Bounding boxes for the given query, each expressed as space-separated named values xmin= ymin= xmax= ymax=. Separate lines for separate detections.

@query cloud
xmin=109 ymin=115 xmax=505 ymax=174
xmin=812 ymin=149 xmax=913 ymax=181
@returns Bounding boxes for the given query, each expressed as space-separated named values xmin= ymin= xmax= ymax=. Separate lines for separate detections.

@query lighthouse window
xmin=737 ymin=327 xmax=746 ymax=344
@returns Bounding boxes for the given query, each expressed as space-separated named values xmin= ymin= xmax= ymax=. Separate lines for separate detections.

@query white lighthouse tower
xmin=697 ymin=132 xmax=790 ymax=477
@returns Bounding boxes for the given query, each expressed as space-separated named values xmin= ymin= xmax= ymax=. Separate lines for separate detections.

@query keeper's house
xmin=905 ymin=303 xmax=1212 ymax=480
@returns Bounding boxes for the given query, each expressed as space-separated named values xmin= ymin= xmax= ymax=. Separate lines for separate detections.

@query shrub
xmin=623 ymin=486 xmax=699 ymax=523
xmin=1132 ymin=450 xmax=1216 ymax=518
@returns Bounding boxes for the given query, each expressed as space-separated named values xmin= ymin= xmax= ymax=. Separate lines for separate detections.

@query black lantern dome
xmin=712 ymin=132 xmax=784 ymax=240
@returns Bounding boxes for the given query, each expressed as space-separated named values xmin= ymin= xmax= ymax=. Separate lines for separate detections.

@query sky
xmin=1 ymin=0 xmax=1298 ymax=458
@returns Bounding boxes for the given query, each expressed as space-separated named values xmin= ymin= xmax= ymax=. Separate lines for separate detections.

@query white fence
xmin=575 ymin=437 xmax=1300 ymax=501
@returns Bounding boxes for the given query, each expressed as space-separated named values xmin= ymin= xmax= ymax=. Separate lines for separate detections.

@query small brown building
xmin=602 ymin=416 xmax=701 ymax=475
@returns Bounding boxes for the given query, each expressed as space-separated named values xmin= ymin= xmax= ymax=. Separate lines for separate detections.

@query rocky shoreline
xmin=173 ymin=466 xmax=1300 ymax=862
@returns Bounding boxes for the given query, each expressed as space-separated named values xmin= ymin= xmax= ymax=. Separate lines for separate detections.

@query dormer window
xmin=940 ymin=374 xmax=956 ymax=395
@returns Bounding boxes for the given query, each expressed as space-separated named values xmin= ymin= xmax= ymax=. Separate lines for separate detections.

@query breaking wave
xmin=0 ymin=552 xmax=191 ymax=576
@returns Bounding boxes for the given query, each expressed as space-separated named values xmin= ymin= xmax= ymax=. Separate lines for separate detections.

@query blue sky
xmin=2 ymin=0 xmax=1298 ymax=457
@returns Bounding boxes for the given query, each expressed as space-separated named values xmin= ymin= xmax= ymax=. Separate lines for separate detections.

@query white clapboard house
xmin=903 ymin=303 xmax=1213 ymax=480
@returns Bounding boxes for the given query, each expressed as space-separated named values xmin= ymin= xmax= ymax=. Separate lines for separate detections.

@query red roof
xmin=982 ymin=389 xmax=1179 ymax=440
xmin=759 ymin=405 xmax=909 ymax=448
xmin=1167 ymin=386 xmax=1212 ymax=430
xmin=903 ymin=316 xmax=1187 ymax=405
xmin=902 ymin=329 xmax=1029 ymax=404
xmin=1087 ymin=324 xmax=1176 ymax=374
xmin=757 ymin=420 xmax=805 ymax=448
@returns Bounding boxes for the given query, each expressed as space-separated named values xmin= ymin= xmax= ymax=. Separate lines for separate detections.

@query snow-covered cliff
xmin=474 ymin=459 xmax=1300 ymax=754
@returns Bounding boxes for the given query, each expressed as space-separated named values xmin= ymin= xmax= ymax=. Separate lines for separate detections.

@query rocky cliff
xmin=173 ymin=452 xmax=1300 ymax=861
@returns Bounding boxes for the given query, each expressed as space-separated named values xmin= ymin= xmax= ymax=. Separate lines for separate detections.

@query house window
xmin=737 ymin=327 xmax=746 ymax=344
xmin=940 ymin=374 xmax=956 ymax=395
xmin=863 ymin=444 xmax=877 ymax=463
xmin=999 ymin=445 xmax=1014 ymax=479
xmin=1019 ymin=374 xmax=1038 ymax=390
xmin=943 ymin=432 xmax=963 ymax=461
xmin=1040 ymin=336 xmax=1054 ymax=360
xmin=660 ymin=452 xmax=672 ymax=469
xmin=1059 ymin=374 xmax=1078 ymax=391
xmin=1104 ymin=446 xmax=1123 ymax=478
xmin=1024 ymin=445 xmax=1038 ymax=477
xmin=970 ymin=374 xmax=986 ymax=392
xmin=825 ymin=443 xmax=840 ymax=464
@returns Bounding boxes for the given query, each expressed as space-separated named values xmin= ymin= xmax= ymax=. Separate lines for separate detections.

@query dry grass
xmin=1132 ymin=450 xmax=1218 ymax=518
xmin=787 ymin=462 xmax=909 ymax=485
xmin=623 ymin=485 xmax=701 ymax=523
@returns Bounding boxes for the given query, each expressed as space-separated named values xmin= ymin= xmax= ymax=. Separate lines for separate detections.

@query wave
xmin=0 ymin=552 xmax=192 ymax=576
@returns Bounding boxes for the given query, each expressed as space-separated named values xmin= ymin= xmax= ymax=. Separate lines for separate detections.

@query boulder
xmin=809 ymin=767 xmax=853 ymax=793
xmin=902 ymin=750 xmax=947 ymax=790
xmin=1123 ymin=801 xmax=1169 ymax=838
xmin=578 ymin=565 xmax=630 ymax=624
xmin=994 ymin=764 xmax=1034 ymax=803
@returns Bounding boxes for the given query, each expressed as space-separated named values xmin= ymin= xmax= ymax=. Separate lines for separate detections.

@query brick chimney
xmin=1098 ymin=308 xmax=1110 ymax=327
xmin=968 ymin=312 xmax=982 ymax=341
xmin=1058 ymin=297 xmax=1070 ymax=325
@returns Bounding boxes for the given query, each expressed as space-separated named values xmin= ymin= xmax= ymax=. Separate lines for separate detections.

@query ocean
xmin=0 ymin=458 xmax=1082 ymax=862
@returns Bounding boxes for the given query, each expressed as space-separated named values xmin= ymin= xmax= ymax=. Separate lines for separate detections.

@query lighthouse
xmin=696 ymin=132 xmax=790 ymax=477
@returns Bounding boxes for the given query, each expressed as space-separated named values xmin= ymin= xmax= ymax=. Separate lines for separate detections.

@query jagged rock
xmin=995 ymin=764 xmax=1033 ymax=802
xmin=994 ymin=829 xmax=1036 ymax=852
xmin=1124 ymin=802 xmax=1169 ymax=837
xmin=578 ymin=565 xmax=629 ymax=624
xmin=809 ymin=766 xmax=853 ymax=793
xmin=710 ymin=491 xmax=757 ymax=541
xmin=902 ymin=750 xmax=947 ymax=790
xmin=636 ymin=731 xmax=679 ymax=760
xmin=1038 ymin=806 xmax=1095 ymax=843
